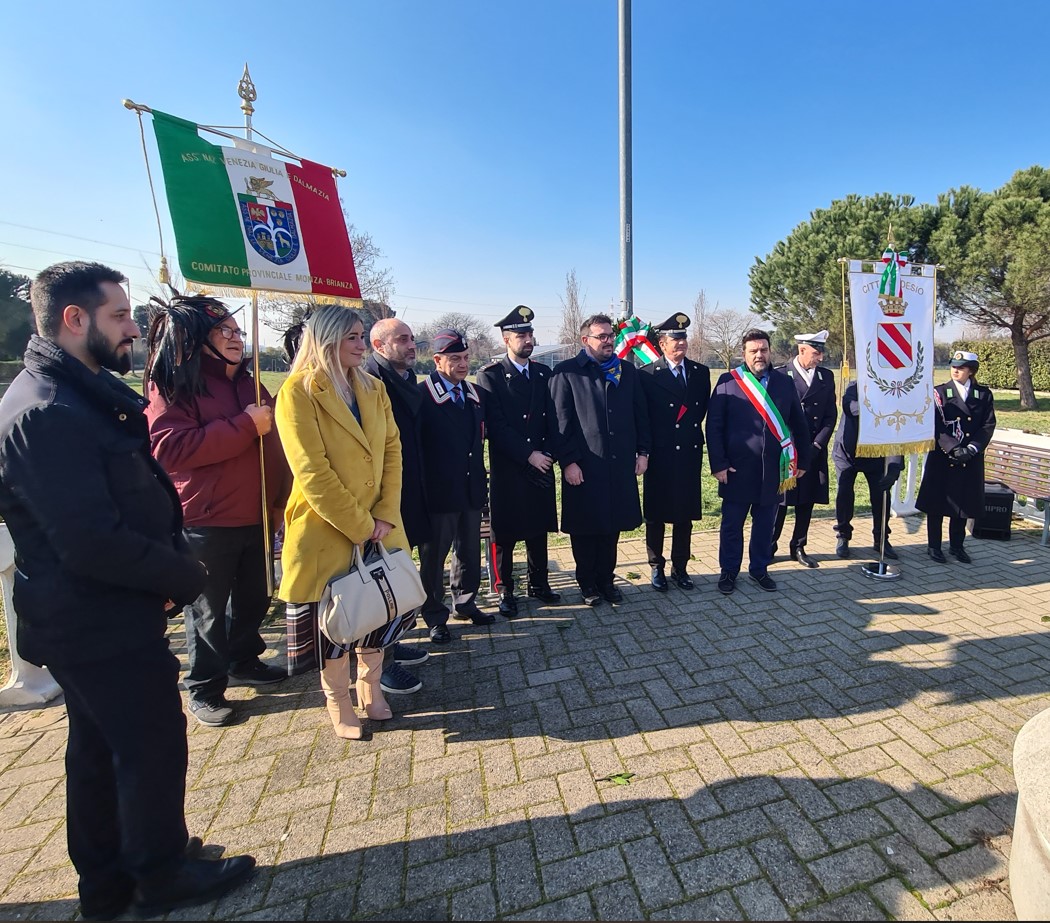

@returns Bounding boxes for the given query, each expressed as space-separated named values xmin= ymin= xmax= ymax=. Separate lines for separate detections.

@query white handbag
xmin=319 ymin=542 xmax=425 ymax=647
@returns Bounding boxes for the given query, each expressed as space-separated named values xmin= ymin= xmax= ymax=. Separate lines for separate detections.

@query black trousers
xmin=569 ymin=532 xmax=619 ymax=591
xmin=926 ymin=514 xmax=967 ymax=550
xmin=491 ymin=533 xmax=550 ymax=596
xmin=771 ymin=503 xmax=815 ymax=551
xmin=182 ymin=525 xmax=270 ymax=702
xmin=48 ymin=639 xmax=188 ymax=911
xmin=645 ymin=520 xmax=693 ymax=571
xmin=834 ymin=467 xmax=892 ymax=544
xmin=418 ymin=508 xmax=482 ymax=626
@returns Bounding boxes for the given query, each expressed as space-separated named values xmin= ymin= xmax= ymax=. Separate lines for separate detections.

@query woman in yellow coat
xmin=277 ymin=306 xmax=408 ymax=740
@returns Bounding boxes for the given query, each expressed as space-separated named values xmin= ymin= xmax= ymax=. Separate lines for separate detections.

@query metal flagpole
xmin=238 ymin=64 xmax=274 ymax=597
xmin=618 ymin=0 xmax=633 ymax=319
xmin=861 ymin=457 xmax=901 ymax=580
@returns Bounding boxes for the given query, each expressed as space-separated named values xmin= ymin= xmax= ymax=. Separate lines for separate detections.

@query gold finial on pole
xmin=887 ymin=221 xmax=897 ymax=249
xmin=237 ymin=63 xmax=257 ymax=140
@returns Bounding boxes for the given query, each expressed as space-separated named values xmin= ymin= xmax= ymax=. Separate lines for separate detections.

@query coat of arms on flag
xmin=847 ymin=250 xmax=936 ymax=455
xmin=876 ymin=322 xmax=912 ymax=370
xmin=239 ymin=194 xmax=301 ymax=265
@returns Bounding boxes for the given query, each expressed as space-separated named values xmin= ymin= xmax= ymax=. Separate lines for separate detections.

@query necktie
xmin=522 ymin=365 xmax=529 ymax=381
xmin=674 ymin=366 xmax=686 ymax=390
xmin=453 ymin=384 xmax=463 ymax=405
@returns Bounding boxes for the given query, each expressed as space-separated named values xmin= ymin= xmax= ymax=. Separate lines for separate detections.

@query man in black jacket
xmin=640 ymin=313 xmax=711 ymax=591
xmin=832 ymin=380 xmax=903 ymax=560
xmin=0 ymin=262 xmax=255 ymax=920
xmin=550 ymin=314 xmax=651 ymax=606
xmin=365 ymin=318 xmax=431 ymax=690
xmin=417 ymin=328 xmax=493 ymax=643
xmin=476 ymin=305 xmax=560 ymax=617
xmin=771 ymin=330 xmax=838 ymax=568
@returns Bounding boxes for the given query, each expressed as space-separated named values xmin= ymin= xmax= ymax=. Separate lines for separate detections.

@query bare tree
xmin=260 ymin=219 xmax=395 ymax=333
xmin=688 ymin=289 xmax=716 ymax=363
xmin=704 ymin=308 xmax=754 ymax=370
xmin=557 ymin=269 xmax=585 ymax=345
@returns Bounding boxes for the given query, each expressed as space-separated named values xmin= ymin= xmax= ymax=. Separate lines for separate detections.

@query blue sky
xmin=3 ymin=0 xmax=1048 ymax=346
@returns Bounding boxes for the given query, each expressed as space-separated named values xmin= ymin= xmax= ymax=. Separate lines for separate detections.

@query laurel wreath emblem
xmin=865 ymin=340 xmax=925 ymax=397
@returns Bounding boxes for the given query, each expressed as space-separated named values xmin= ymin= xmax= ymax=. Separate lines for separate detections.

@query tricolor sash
xmin=731 ymin=367 xmax=798 ymax=493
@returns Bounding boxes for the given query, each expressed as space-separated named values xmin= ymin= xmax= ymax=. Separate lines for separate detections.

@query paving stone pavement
xmin=1 ymin=517 xmax=1049 ymax=921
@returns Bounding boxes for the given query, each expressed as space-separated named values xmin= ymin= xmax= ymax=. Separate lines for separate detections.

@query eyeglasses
xmin=585 ymin=333 xmax=615 ymax=343
xmin=216 ymin=326 xmax=246 ymax=340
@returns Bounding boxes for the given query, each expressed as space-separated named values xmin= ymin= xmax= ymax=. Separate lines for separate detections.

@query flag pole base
xmin=860 ymin=560 xmax=901 ymax=581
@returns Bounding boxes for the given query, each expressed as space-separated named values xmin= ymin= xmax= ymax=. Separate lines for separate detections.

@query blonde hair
xmin=289 ymin=305 xmax=375 ymax=394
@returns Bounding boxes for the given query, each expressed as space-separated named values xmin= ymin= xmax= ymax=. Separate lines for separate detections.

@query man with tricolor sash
xmin=706 ymin=329 xmax=811 ymax=595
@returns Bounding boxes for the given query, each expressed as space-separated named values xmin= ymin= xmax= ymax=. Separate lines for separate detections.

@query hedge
xmin=0 ymin=361 xmax=23 ymax=383
xmin=951 ymin=339 xmax=1050 ymax=390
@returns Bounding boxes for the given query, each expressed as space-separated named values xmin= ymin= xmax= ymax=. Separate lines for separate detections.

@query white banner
xmin=848 ymin=258 xmax=936 ymax=455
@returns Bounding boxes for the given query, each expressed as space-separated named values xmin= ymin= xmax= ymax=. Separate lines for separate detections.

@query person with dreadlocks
xmin=144 ymin=294 xmax=290 ymax=728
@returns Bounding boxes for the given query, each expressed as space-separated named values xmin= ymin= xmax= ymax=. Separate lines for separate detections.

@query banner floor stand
xmin=861 ymin=458 xmax=902 ymax=581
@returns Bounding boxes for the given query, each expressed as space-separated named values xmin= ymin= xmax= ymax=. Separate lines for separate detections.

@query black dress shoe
xmin=717 ymin=572 xmax=736 ymax=595
xmin=836 ymin=537 xmax=851 ymax=559
xmin=949 ymin=546 xmax=972 ymax=564
xmin=599 ymin=584 xmax=623 ymax=603
xmin=527 ymin=585 xmax=562 ymax=604
xmin=792 ymin=547 xmax=819 ymax=568
xmin=670 ymin=570 xmax=694 ymax=590
xmin=581 ymin=587 xmax=602 ymax=606
xmin=453 ymin=604 xmax=495 ymax=625
xmin=498 ymin=594 xmax=519 ymax=618
xmin=879 ymin=542 xmax=899 ymax=561
xmin=651 ymin=567 xmax=668 ymax=592
xmin=133 ymin=855 xmax=256 ymax=917
xmin=429 ymin=625 xmax=452 ymax=645
xmin=749 ymin=572 xmax=778 ymax=592
xmin=928 ymin=547 xmax=947 ymax=564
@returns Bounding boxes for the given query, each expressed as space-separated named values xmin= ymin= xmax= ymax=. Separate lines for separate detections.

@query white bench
xmin=0 ymin=524 xmax=62 ymax=706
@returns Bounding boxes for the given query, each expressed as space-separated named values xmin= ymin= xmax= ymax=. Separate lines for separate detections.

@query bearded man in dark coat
xmin=476 ymin=305 xmax=560 ymax=617
xmin=707 ymin=328 xmax=811 ymax=595
xmin=550 ymin=314 xmax=651 ymax=606
xmin=771 ymin=330 xmax=837 ymax=568
xmin=640 ymin=313 xmax=710 ymax=591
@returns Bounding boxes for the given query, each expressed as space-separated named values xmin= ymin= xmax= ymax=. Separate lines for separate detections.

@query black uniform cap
xmin=653 ymin=313 xmax=691 ymax=339
xmin=494 ymin=304 xmax=535 ymax=332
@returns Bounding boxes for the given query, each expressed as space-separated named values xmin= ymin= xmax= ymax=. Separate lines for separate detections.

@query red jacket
xmin=146 ymin=356 xmax=290 ymax=528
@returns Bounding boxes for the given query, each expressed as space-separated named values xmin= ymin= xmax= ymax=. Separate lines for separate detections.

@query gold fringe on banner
xmin=855 ymin=439 xmax=934 ymax=458
xmin=181 ymin=281 xmax=364 ymax=309
xmin=778 ymin=476 xmax=797 ymax=494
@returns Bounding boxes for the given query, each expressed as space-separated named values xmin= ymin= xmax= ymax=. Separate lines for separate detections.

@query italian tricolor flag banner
xmin=151 ymin=110 xmax=361 ymax=300
xmin=848 ymin=256 xmax=936 ymax=456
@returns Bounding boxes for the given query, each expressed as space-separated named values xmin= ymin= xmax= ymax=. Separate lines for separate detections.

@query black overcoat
xmin=418 ymin=372 xmax=487 ymax=514
xmin=832 ymin=382 xmax=903 ymax=474
xmin=640 ymin=356 xmax=711 ymax=522
xmin=549 ymin=351 xmax=651 ymax=535
xmin=475 ymin=357 xmax=558 ymax=543
xmin=363 ymin=353 xmax=430 ymax=547
xmin=0 ymin=336 xmax=206 ymax=667
xmin=916 ymin=380 xmax=997 ymax=519
xmin=777 ymin=361 xmax=837 ymax=507
xmin=706 ymin=367 xmax=813 ymax=507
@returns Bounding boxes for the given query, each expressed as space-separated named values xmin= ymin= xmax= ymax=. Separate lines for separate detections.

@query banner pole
xmin=238 ymin=64 xmax=274 ymax=597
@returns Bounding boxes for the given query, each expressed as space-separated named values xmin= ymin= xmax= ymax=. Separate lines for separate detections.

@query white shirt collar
xmin=958 ymin=379 xmax=971 ymax=402
xmin=509 ymin=357 xmax=530 ymax=375
xmin=793 ymin=356 xmax=816 ymax=385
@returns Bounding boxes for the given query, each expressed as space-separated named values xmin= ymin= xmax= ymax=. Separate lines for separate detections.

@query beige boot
xmin=319 ymin=656 xmax=363 ymax=740
xmin=355 ymin=648 xmax=392 ymax=720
